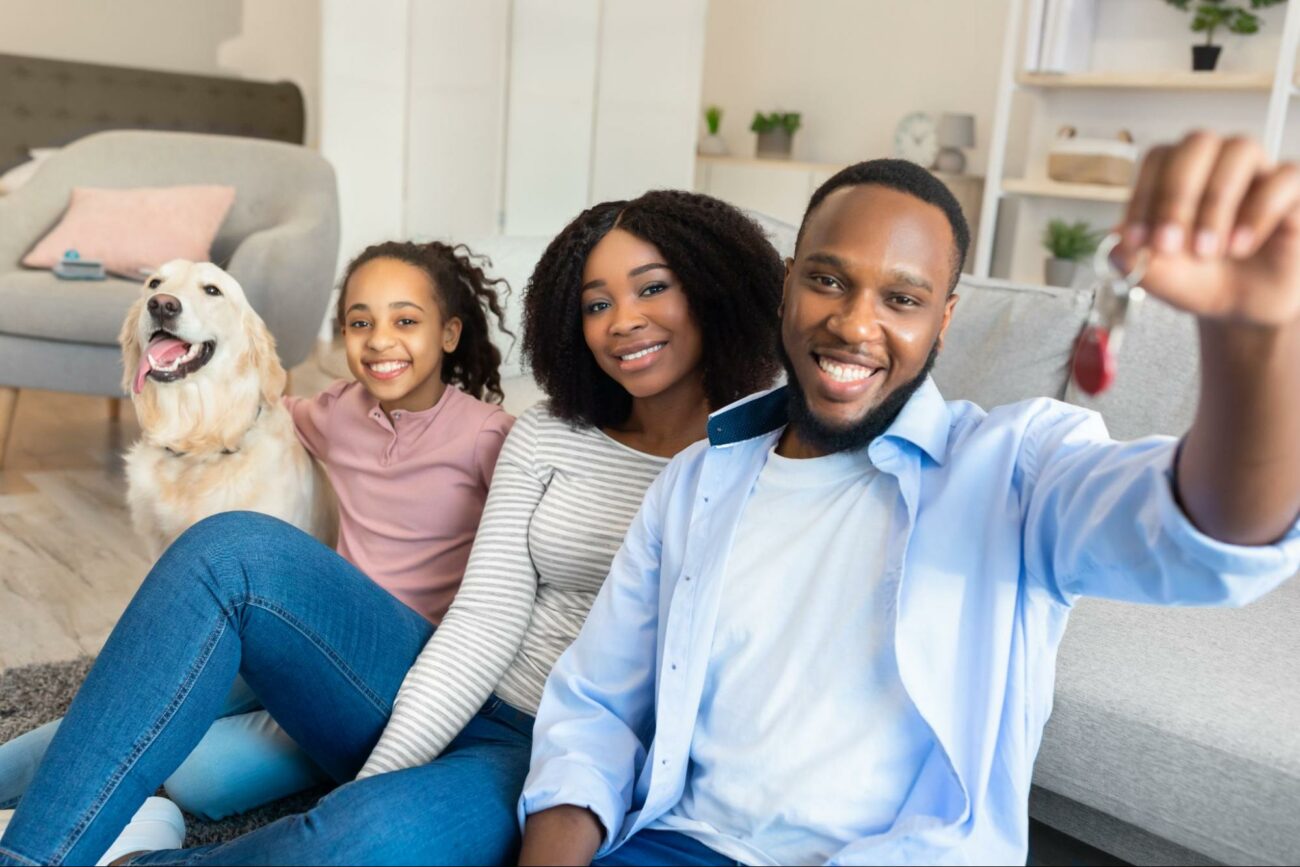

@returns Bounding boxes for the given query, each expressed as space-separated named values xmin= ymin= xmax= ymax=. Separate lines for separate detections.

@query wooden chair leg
xmin=107 ymin=397 xmax=122 ymax=422
xmin=0 ymin=387 xmax=19 ymax=471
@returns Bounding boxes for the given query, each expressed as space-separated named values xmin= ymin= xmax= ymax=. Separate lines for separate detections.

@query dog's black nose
xmin=148 ymin=294 xmax=182 ymax=321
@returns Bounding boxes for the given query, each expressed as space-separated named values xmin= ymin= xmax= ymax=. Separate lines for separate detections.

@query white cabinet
xmin=502 ymin=0 xmax=602 ymax=236
xmin=322 ymin=0 xmax=708 ymax=251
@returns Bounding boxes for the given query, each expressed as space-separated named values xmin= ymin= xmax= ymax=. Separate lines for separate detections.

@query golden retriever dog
xmin=119 ymin=260 xmax=335 ymax=558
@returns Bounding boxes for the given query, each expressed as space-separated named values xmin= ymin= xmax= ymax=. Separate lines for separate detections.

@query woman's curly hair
xmin=338 ymin=241 xmax=511 ymax=404
xmin=522 ymin=190 xmax=784 ymax=427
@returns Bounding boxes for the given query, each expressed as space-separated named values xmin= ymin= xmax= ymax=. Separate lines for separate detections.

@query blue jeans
xmin=593 ymin=831 xmax=738 ymax=866
xmin=128 ymin=697 xmax=534 ymax=865
xmin=0 ymin=678 xmax=330 ymax=821
xmin=0 ymin=512 xmax=453 ymax=866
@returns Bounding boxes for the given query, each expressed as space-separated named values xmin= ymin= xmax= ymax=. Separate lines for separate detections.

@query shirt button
xmin=671 ymin=663 xmax=677 ymax=670
xmin=684 ymin=574 xmax=692 ymax=582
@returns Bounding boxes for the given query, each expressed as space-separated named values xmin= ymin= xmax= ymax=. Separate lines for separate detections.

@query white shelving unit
xmin=972 ymin=0 xmax=1300 ymax=279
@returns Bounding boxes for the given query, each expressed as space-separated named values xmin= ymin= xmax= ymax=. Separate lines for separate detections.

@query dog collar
xmin=164 ymin=404 xmax=263 ymax=458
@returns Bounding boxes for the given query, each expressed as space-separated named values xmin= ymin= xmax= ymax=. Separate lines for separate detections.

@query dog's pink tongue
xmin=134 ymin=336 xmax=190 ymax=394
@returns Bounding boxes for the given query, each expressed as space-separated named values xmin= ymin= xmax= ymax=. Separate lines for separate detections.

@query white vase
xmin=698 ymin=134 xmax=728 ymax=156
xmin=1044 ymin=257 xmax=1079 ymax=288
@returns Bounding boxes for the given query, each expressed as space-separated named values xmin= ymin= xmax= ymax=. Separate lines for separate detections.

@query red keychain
xmin=1071 ymin=233 xmax=1148 ymax=396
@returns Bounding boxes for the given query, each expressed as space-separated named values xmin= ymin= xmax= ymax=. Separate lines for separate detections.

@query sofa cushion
xmin=1063 ymin=296 xmax=1199 ymax=440
xmin=1033 ymin=581 xmax=1300 ymax=866
xmin=933 ymin=276 xmax=1093 ymax=409
xmin=0 ymin=269 xmax=139 ymax=345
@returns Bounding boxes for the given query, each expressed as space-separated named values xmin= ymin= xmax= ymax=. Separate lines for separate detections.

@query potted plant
xmin=751 ymin=111 xmax=802 ymax=159
xmin=699 ymin=105 xmax=728 ymax=156
xmin=1042 ymin=219 xmax=1105 ymax=287
xmin=1163 ymin=0 xmax=1286 ymax=71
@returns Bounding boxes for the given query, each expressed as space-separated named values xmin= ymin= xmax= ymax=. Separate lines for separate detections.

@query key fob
xmin=1071 ymin=325 xmax=1115 ymax=396
xmin=1069 ymin=235 xmax=1147 ymax=397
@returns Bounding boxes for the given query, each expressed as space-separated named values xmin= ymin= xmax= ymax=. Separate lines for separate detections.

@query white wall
xmin=0 ymin=0 xmax=241 ymax=74
xmin=217 ymin=0 xmax=323 ymax=147
xmin=701 ymin=0 xmax=1009 ymax=172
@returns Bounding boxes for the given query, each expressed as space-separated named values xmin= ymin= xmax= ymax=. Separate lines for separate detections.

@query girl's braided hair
xmin=522 ymin=190 xmax=784 ymax=427
xmin=338 ymin=241 xmax=510 ymax=404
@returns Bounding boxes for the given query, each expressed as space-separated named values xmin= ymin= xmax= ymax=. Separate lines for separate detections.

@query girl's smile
xmin=363 ymin=359 xmax=414 ymax=380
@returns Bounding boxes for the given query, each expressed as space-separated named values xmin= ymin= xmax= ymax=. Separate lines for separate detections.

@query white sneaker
xmin=95 ymin=797 xmax=185 ymax=866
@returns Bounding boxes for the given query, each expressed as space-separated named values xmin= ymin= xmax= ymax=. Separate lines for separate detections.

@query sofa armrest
xmin=0 ymin=185 xmax=65 ymax=271
xmin=225 ymin=212 xmax=340 ymax=369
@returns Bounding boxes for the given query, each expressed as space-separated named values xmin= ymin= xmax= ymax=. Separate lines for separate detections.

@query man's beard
xmin=781 ymin=341 xmax=939 ymax=455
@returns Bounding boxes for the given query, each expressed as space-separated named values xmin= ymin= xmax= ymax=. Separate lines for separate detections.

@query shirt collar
xmin=363 ymin=381 xmax=459 ymax=428
xmin=707 ymin=377 xmax=952 ymax=466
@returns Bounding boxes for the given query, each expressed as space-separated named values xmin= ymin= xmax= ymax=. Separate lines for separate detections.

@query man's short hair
xmin=797 ymin=159 xmax=971 ymax=292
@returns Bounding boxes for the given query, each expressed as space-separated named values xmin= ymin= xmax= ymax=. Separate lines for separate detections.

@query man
xmin=516 ymin=133 xmax=1300 ymax=866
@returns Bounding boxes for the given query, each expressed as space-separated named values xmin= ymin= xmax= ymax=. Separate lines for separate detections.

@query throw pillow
xmin=22 ymin=185 xmax=236 ymax=278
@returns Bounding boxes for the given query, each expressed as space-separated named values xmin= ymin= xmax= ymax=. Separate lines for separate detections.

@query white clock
xmin=894 ymin=112 xmax=939 ymax=168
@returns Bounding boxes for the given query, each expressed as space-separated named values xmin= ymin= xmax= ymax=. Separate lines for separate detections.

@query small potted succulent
xmin=699 ymin=105 xmax=728 ymax=156
xmin=1042 ymin=219 xmax=1105 ymax=287
xmin=751 ymin=111 xmax=802 ymax=159
xmin=1162 ymin=0 xmax=1286 ymax=71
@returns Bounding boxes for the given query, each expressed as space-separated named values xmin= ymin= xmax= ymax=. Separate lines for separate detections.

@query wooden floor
xmin=0 ymin=344 xmax=544 ymax=671
xmin=0 ymin=351 xmax=338 ymax=671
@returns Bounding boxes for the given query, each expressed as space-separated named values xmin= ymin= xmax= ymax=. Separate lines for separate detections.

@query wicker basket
xmin=1047 ymin=127 xmax=1137 ymax=187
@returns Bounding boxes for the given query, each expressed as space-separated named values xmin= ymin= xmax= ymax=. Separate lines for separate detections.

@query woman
xmin=0 ymin=191 xmax=784 ymax=866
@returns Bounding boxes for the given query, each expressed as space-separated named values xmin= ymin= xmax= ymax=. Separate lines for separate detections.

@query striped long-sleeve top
xmin=359 ymin=403 xmax=669 ymax=777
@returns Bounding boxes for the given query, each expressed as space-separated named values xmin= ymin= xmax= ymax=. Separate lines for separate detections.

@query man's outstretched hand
xmin=1119 ymin=131 xmax=1300 ymax=328
xmin=1118 ymin=131 xmax=1300 ymax=547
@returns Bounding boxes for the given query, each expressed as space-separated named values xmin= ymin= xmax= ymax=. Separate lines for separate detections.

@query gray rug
xmin=0 ymin=658 xmax=329 ymax=847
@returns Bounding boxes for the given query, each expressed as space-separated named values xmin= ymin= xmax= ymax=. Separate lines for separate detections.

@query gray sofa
xmin=0 ymin=130 xmax=340 ymax=466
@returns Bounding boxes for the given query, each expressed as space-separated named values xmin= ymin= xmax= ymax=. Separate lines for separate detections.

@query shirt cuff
xmin=517 ymin=759 xmax=629 ymax=857
xmin=1162 ymin=446 xmax=1300 ymax=579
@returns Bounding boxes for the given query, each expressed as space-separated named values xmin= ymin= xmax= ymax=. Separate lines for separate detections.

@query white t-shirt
xmin=652 ymin=443 xmax=934 ymax=866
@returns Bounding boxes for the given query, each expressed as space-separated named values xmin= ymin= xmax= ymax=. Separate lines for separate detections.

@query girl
xmin=0 ymin=192 xmax=783 ymax=867
xmin=0 ymin=240 xmax=514 ymax=842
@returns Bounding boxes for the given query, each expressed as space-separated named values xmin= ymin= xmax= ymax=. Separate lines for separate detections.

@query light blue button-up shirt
xmin=519 ymin=379 xmax=1300 ymax=865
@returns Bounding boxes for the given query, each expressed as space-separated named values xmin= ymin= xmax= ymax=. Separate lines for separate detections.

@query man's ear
xmin=779 ymin=256 xmax=795 ymax=317
xmin=937 ymin=292 xmax=960 ymax=353
xmin=443 ymin=317 xmax=463 ymax=353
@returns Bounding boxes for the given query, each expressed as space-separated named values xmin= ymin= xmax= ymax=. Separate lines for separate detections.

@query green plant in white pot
xmin=699 ymin=105 xmax=728 ymax=156
xmin=751 ymin=111 xmax=801 ymax=159
xmin=1042 ymin=219 xmax=1105 ymax=287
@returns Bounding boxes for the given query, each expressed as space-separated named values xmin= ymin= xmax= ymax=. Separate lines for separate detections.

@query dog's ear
xmin=119 ymin=297 xmax=147 ymax=395
xmin=243 ymin=308 xmax=287 ymax=405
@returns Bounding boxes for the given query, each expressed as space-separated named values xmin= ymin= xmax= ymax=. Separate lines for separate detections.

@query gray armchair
xmin=0 ymin=130 xmax=339 ymax=466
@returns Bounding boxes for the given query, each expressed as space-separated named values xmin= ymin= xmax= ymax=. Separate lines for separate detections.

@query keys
xmin=1071 ymin=234 xmax=1148 ymax=396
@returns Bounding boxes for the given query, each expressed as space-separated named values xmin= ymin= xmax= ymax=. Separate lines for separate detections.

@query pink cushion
xmin=22 ymin=185 xmax=236 ymax=278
